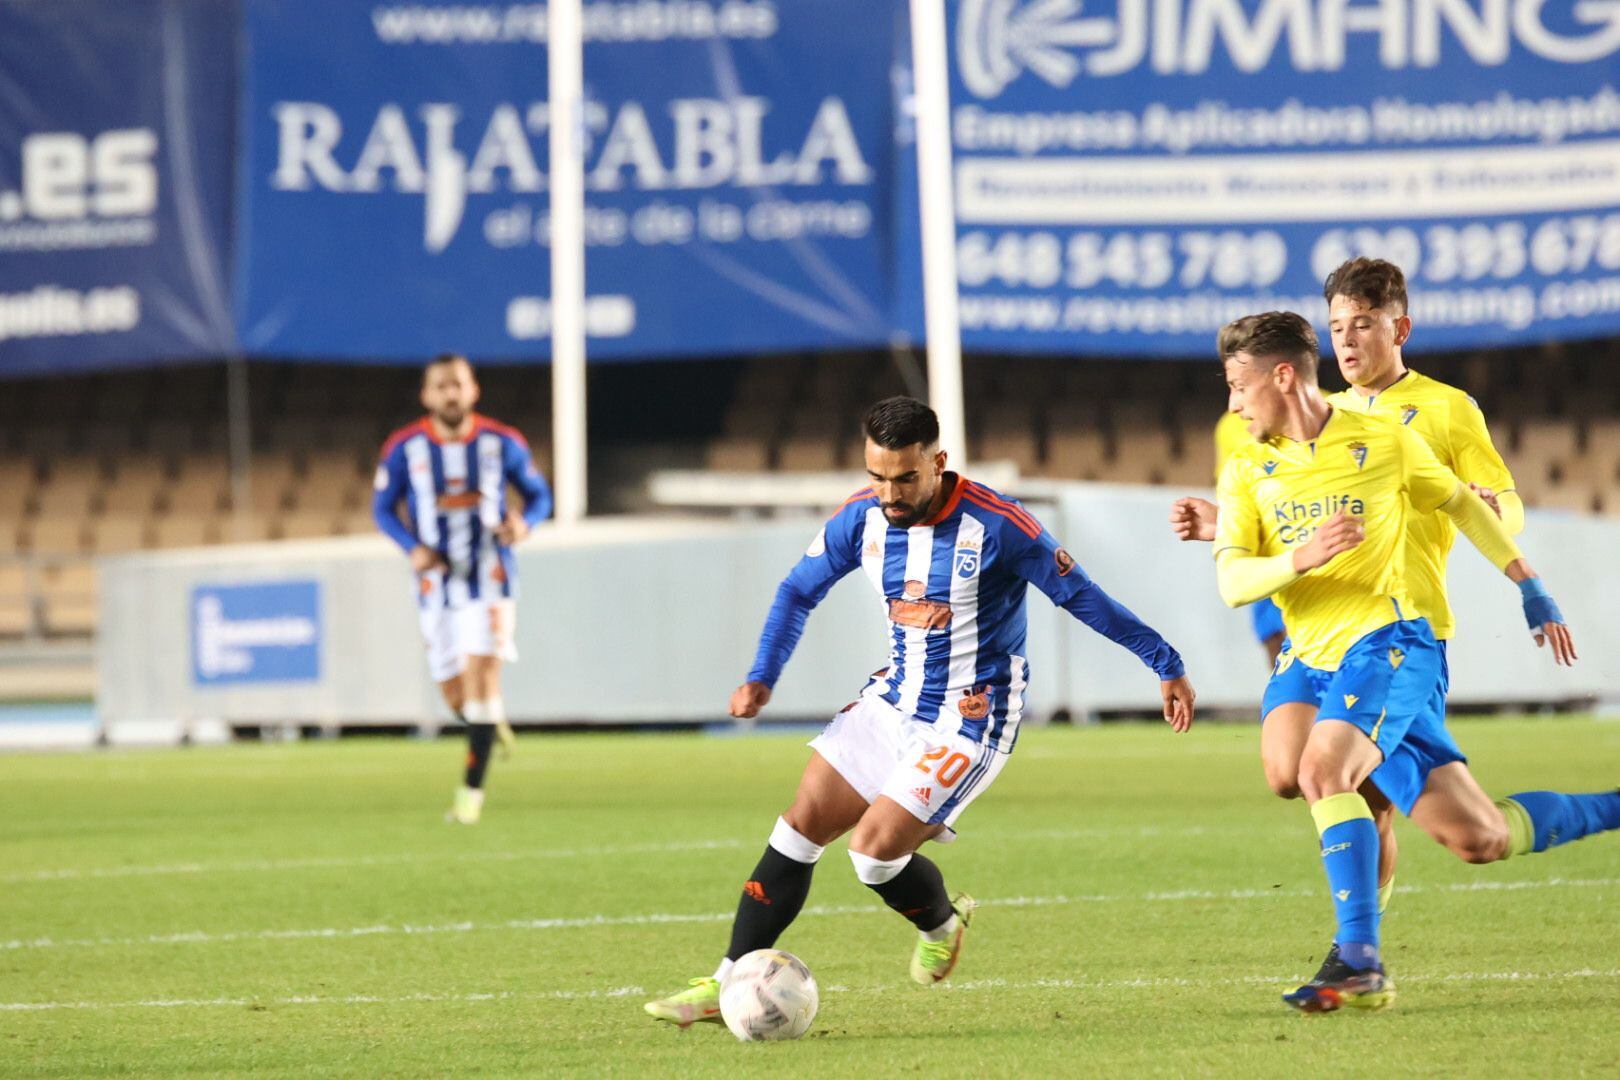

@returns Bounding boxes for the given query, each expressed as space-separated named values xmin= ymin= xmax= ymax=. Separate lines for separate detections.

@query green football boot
xmin=910 ymin=892 xmax=976 ymax=985
xmin=643 ymin=977 xmax=723 ymax=1028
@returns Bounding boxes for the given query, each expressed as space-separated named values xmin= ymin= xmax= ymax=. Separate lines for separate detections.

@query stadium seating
xmin=2 ymin=348 xmax=1619 ymax=641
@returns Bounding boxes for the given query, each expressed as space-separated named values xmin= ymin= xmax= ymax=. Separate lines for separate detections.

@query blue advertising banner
xmin=237 ymin=0 xmax=903 ymax=360
xmin=927 ymin=0 xmax=1620 ymax=356
xmin=0 ymin=0 xmax=236 ymax=375
xmin=192 ymin=580 xmax=322 ymax=686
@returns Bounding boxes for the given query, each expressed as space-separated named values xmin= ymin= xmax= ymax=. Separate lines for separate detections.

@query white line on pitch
xmin=1 ymin=838 xmax=749 ymax=884
xmin=4 ymin=968 xmax=1619 ymax=1013
xmin=3 ymin=825 xmax=1243 ymax=885
xmin=4 ymin=876 xmax=1616 ymax=953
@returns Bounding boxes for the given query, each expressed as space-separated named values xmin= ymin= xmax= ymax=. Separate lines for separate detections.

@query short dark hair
xmin=1323 ymin=257 xmax=1407 ymax=316
xmin=862 ymin=396 xmax=939 ymax=450
xmin=423 ymin=352 xmax=472 ymax=383
xmin=1218 ymin=312 xmax=1319 ymax=382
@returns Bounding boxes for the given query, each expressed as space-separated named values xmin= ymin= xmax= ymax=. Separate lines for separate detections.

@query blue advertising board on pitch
xmin=235 ymin=0 xmax=904 ymax=360
xmin=902 ymin=0 xmax=1620 ymax=356
xmin=0 ymin=0 xmax=236 ymax=375
xmin=192 ymin=581 xmax=322 ymax=686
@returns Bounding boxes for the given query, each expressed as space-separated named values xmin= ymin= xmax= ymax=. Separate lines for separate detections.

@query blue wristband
xmin=1517 ymin=577 xmax=1563 ymax=632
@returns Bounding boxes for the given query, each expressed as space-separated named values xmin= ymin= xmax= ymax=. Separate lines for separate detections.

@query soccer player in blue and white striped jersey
xmin=646 ymin=396 xmax=1195 ymax=1028
xmin=373 ymin=354 xmax=552 ymax=824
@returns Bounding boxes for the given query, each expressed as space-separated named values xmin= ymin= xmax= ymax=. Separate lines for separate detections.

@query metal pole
xmin=549 ymin=0 xmax=587 ymax=523
xmin=908 ymin=0 xmax=967 ymax=465
xmin=226 ymin=353 xmax=252 ymax=539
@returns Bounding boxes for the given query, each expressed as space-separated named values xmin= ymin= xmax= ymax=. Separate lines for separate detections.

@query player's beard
xmin=883 ymin=489 xmax=936 ymax=528
xmin=433 ymin=404 xmax=467 ymax=430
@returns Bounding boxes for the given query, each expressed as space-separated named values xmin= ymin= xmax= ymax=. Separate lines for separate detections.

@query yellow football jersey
xmin=1214 ymin=408 xmax=1463 ymax=670
xmin=1213 ymin=410 xmax=1252 ymax=480
xmin=1326 ymin=371 xmax=1517 ymax=640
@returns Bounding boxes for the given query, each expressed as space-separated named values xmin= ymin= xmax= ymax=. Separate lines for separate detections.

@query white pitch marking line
xmin=5 ymin=969 xmax=1619 ymax=1013
xmin=0 ymin=826 xmax=1278 ymax=885
xmin=4 ymin=877 xmax=1616 ymax=953
xmin=2 ymin=838 xmax=749 ymax=884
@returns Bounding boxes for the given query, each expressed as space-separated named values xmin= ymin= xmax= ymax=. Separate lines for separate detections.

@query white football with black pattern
xmin=719 ymin=948 xmax=819 ymax=1041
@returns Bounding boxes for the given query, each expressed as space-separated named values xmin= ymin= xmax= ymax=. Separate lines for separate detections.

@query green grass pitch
xmin=2 ymin=717 xmax=1618 ymax=1077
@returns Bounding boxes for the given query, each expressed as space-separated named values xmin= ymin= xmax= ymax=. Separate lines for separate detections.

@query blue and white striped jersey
xmin=372 ymin=414 xmax=552 ymax=607
xmin=748 ymin=474 xmax=1183 ymax=753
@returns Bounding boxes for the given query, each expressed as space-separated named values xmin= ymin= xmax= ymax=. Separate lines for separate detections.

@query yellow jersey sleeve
xmin=1398 ymin=423 xmax=1462 ymax=515
xmin=1213 ymin=454 xmax=1260 ymax=559
xmin=1445 ymin=393 xmax=1524 ymax=534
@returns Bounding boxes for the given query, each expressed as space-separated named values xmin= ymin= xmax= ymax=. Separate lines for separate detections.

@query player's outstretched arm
xmin=1439 ymin=486 xmax=1577 ymax=666
xmin=1055 ymin=575 xmax=1195 ymax=731
xmin=1168 ymin=497 xmax=1218 ymax=542
xmin=1214 ymin=509 xmax=1362 ymax=607
xmin=736 ymin=510 xmax=865 ymax=714
xmin=1012 ymin=521 xmax=1195 ymax=731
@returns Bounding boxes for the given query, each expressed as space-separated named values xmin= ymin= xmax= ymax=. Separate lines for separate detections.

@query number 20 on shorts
xmin=914 ymin=745 xmax=971 ymax=787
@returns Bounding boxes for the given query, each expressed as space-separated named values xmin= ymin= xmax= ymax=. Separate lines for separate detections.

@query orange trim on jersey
xmin=471 ymin=413 xmax=530 ymax=447
xmin=964 ymin=481 xmax=1041 ymax=533
xmin=832 ymin=487 xmax=877 ymax=516
xmin=921 ymin=473 xmax=965 ymax=526
xmin=961 ymin=484 xmax=1041 ymax=539
xmin=379 ymin=418 xmax=431 ymax=460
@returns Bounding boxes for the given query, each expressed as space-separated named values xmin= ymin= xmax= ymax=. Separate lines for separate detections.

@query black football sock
xmin=866 ymin=853 xmax=953 ymax=932
xmin=724 ymin=820 xmax=824 ymax=961
xmin=464 ymin=725 xmax=495 ymax=788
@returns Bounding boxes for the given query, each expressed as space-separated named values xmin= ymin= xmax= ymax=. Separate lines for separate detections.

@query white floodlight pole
xmin=549 ymin=0 xmax=588 ymax=523
xmin=908 ymin=0 xmax=967 ymax=465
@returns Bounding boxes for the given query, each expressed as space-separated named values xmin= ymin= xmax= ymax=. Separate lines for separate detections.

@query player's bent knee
xmin=847 ymin=821 xmax=914 ymax=864
xmin=1297 ymin=754 xmax=1363 ymax=803
xmin=848 ymin=849 xmax=910 ymax=885
xmin=781 ymin=806 xmax=846 ymax=849
xmin=1263 ymin=765 xmax=1302 ymax=800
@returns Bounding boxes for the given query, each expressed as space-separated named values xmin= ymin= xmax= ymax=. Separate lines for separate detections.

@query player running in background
xmin=1173 ymin=259 xmax=1524 ymax=915
xmin=1215 ymin=411 xmax=1285 ymax=665
xmin=645 ymin=397 xmax=1195 ymax=1028
xmin=373 ymin=354 xmax=553 ymax=825
xmin=1210 ymin=313 xmax=1620 ymax=1012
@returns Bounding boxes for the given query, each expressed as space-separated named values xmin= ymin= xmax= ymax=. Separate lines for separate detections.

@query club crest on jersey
xmin=904 ymin=579 xmax=927 ymax=599
xmin=1262 ymin=460 xmax=1278 ymax=474
xmin=954 ymin=546 xmax=980 ymax=578
xmin=1348 ymin=442 xmax=1369 ymax=470
xmin=1401 ymin=405 xmax=1420 ymax=425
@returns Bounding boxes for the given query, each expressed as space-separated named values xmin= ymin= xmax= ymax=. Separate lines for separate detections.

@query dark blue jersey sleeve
xmin=371 ymin=446 xmax=417 ymax=554
xmin=504 ymin=435 xmax=553 ymax=528
xmin=1013 ymin=519 xmax=1184 ymax=680
xmin=745 ymin=502 xmax=867 ymax=687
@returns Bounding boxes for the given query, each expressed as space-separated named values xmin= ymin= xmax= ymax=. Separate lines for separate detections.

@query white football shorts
xmin=808 ymin=694 xmax=1008 ymax=834
xmin=419 ymin=598 xmax=518 ymax=682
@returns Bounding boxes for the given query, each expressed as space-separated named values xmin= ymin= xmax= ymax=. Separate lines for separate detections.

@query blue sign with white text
xmin=192 ymin=581 xmax=323 ymax=686
xmin=913 ymin=0 xmax=1620 ymax=356
xmin=0 ymin=0 xmax=236 ymax=375
xmin=236 ymin=0 xmax=903 ymax=360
